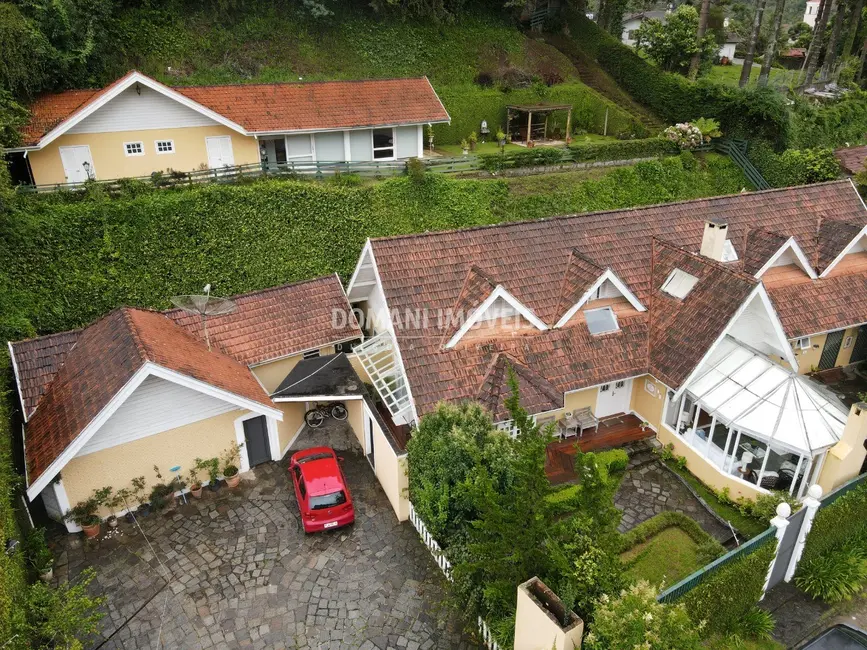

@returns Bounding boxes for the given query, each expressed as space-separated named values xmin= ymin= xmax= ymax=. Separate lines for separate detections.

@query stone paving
xmin=614 ymin=442 xmax=731 ymax=543
xmin=51 ymin=421 xmax=475 ymax=649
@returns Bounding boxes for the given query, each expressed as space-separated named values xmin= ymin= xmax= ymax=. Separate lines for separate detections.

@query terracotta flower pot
xmin=225 ymin=474 xmax=241 ymax=489
xmin=191 ymin=485 xmax=203 ymax=499
xmin=82 ymin=522 xmax=101 ymax=539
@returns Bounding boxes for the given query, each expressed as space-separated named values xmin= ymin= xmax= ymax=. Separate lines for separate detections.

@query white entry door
xmin=59 ymin=145 xmax=95 ymax=183
xmin=595 ymin=379 xmax=632 ymax=418
xmin=205 ymin=136 xmax=235 ymax=169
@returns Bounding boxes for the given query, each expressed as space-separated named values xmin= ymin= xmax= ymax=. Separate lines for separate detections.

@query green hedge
xmin=790 ymin=92 xmax=867 ymax=149
xmin=432 ymin=82 xmax=645 ymax=145
xmin=478 ymin=137 xmax=679 ymax=170
xmin=680 ymin=539 xmax=777 ymax=638
xmin=564 ymin=10 xmax=790 ymax=147
xmin=747 ymin=141 xmax=841 ymax=188
xmin=799 ymin=480 xmax=867 ymax=571
xmin=1 ymin=155 xmax=748 ymax=341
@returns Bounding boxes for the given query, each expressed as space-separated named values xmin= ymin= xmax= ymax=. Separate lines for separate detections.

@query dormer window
xmin=661 ymin=268 xmax=699 ymax=299
xmin=722 ymin=240 xmax=739 ymax=262
xmin=585 ymin=307 xmax=619 ymax=335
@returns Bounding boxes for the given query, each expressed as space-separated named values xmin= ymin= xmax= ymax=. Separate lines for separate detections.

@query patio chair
xmin=759 ymin=471 xmax=780 ymax=490
xmin=573 ymin=407 xmax=599 ymax=438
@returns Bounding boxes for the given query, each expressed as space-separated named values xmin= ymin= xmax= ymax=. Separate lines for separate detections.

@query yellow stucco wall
xmin=835 ymin=327 xmax=862 ymax=368
xmin=372 ymin=419 xmax=409 ymax=521
xmin=28 ymin=125 xmax=259 ymax=185
xmin=793 ymin=333 xmax=826 ymax=374
xmin=563 ymin=387 xmax=598 ymax=415
xmin=251 ymin=346 xmax=335 ymax=394
xmin=630 ymin=375 xmax=667 ymax=430
xmin=61 ymin=408 xmax=246 ymax=517
xmin=514 ymin=580 xmax=583 ymax=650
xmin=818 ymin=403 xmax=867 ymax=493
xmin=347 ymin=399 xmax=366 ymax=449
xmin=657 ymin=424 xmax=764 ymax=501
xmin=348 ymin=355 xmax=371 ymax=384
xmin=275 ymin=401 xmax=306 ymax=456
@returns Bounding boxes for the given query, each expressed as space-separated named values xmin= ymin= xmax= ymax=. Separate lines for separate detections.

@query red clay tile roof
xmin=11 ymin=276 xmax=360 ymax=419
xmin=817 ymin=219 xmax=863 ymax=273
xmin=768 ymin=272 xmax=867 ymax=338
xmin=477 ymin=354 xmax=564 ymax=421
xmin=368 ymin=181 xmax=867 ymax=417
xmin=20 ymin=72 xmax=449 ymax=146
xmin=835 ymin=146 xmax=867 ymax=175
xmin=164 ymin=276 xmax=362 ymax=366
xmin=555 ymin=249 xmax=604 ymax=318
xmin=742 ymin=228 xmax=789 ymax=275
xmin=24 ymin=308 xmax=272 ymax=486
xmin=648 ymin=240 xmax=757 ymax=388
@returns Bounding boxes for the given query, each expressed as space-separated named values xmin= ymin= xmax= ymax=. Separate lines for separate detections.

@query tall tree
xmin=801 ymin=0 xmax=829 ymax=74
xmin=841 ymin=0 xmax=865 ymax=59
xmin=739 ymin=0 xmax=768 ymax=87
xmin=804 ymin=0 xmax=836 ymax=84
xmin=759 ymin=0 xmax=787 ymax=86
xmin=688 ymin=0 xmax=713 ymax=79
xmin=857 ymin=36 xmax=867 ymax=81
xmin=821 ymin=0 xmax=847 ymax=80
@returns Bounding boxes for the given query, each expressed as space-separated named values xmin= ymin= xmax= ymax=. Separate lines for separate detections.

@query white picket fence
xmin=407 ymin=502 xmax=502 ymax=650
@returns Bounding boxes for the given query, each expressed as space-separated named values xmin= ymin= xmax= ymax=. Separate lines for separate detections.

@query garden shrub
xmin=789 ymin=92 xmax=867 ymax=149
xmin=680 ymin=538 xmax=777 ymax=638
xmin=596 ymin=448 xmax=629 ymax=474
xmin=478 ymin=138 xmax=679 ymax=171
xmin=585 ymin=582 xmax=703 ymax=650
xmin=795 ymin=545 xmax=867 ymax=602
xmin=747 ymin=141 xmax=840 ymax=188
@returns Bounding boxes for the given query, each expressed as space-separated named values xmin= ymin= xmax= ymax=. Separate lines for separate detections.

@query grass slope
xmin=1 ymin=153 xmax=748 ymax=340
xmin=622 ymin=527 xmax=703 ymax=587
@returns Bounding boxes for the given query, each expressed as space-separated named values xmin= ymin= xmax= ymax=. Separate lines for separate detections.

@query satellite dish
xmin=170 ymin=284 xmax=236 ymax=350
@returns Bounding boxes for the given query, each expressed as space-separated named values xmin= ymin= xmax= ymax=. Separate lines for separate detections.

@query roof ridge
xmin=172 ymin=76 xmax=431 ymax=91
xmin=119 ymin=307 xmax=150 ymax=361
xmin=369 ymin=180 xmax=857 ymax=246
xmin=163 ymin=276 xmax=337 ymax=313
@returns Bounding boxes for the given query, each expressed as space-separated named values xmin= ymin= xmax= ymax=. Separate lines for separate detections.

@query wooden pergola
xmin=506 ymin=103 xmax=573 ymax=144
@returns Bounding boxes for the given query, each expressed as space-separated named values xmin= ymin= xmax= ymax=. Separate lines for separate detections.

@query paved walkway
xmin=614 ymin=442 xmax=731 ymax=543
xmin=51 ymin=423 xmax=475 ymax=649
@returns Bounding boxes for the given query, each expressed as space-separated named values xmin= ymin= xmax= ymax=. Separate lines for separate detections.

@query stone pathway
xmin=50 ymin=422 xmax=475 ymax=649
xmin=614 ymin=442 xmax=731 ymax=543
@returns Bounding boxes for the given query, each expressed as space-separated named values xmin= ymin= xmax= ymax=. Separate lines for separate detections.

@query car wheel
xmin=305 ymin=410 xmax=325 ymax=428
xmin=331 ymin=404 xmax=348 ymax=420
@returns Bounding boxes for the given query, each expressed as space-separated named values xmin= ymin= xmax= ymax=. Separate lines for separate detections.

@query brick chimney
xmin=700 ymin=216 xmax=728 ymax=261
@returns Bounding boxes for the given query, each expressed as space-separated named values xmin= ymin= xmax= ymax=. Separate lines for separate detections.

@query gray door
xmin=851 ymin=326 xmax=867 ymax=365
xmin=819 ymin=330 xmax=845 ymax=370
xmin=767 ymin=506 xmax=807 ymax=590
xmin=243 ymin=416 xmax=270 ymax=466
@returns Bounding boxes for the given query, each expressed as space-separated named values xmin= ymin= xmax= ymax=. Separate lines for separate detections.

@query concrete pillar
xmin=514 ymin=577 xmax=583 ymax=650
xmin=786 ymin=484 xmax=823 ymax=582
xmin=818 ymin=402 xmax=867 ymax=493
xmin=761 ymin=502 xmax=791 ymax=599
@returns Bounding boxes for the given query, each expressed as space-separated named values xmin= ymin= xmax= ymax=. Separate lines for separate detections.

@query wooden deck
xmin=545 ymin=413 xmax=653 ymax=484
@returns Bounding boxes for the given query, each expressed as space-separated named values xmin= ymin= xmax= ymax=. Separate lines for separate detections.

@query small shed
xmin=506 ymin=103 xmax=573 ymax=146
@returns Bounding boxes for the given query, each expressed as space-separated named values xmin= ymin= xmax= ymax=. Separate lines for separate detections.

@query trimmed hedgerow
xmin=1 ymin=155 xmax=748 ymax=342
xmin=746 ymin=141 xmax=841 ymax=188
xmin=563 ymin=9 xmax=790 ymax=147
xmin=478 ymin=137 xmax=679 ymax=171
xmin=680 ymin=539 xmax=777 ymax=638
xmin=619 ymin=511 xmax=725 ymax=565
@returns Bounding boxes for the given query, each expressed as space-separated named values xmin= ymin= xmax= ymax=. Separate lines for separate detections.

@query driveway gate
xmin=766 ymin=505 xmax=807 ymax=590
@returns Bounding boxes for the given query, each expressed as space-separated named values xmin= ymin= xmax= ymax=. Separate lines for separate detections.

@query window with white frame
xmin=302 ymin=349 xmax=321 ymax=359
xmin=585 ymin=307 xmax=619 ymax=335
xmin=794 ymin=337 xmax=811 ymax=350
xmin=495 ymin=420 xmax=519 ymax=438
xmin=661 ymin=268 xmax=700 ymax=299
xmin=124 ymin=142 xmax=144 ymax=156
xmin=155 ymin=140 xmax=175 ymax=154
xmin=372 ymin=128 xmax=395 ymax=159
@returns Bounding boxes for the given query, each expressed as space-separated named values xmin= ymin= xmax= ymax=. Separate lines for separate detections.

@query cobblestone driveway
xmin=53 ymin=423 xmax=474 ymax=649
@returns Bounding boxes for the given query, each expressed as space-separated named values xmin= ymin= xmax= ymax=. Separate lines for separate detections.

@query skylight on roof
xmin=722 ymin=240 xmax=739 ymax=262
xmin=585 ymin=307 xmax=619 ymax=335
xmin=661 ymin=268 xmax=699 ymax=299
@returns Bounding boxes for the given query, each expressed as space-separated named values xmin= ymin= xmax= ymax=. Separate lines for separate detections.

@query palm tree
xmin=759 ymin=0 xmax=787 ymax=86
xmin=821 ymin=0 xmax=848 ymax=80
xmin=739 ymin=0 xmax=769 ymax=87
xmin=841 ymin=0 xmax=865 ymax=59
xmin=688 ymin=0 xmax=713 ymax=80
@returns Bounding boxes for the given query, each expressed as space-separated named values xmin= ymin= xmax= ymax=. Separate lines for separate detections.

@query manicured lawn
xmin=664 ymin=460 xmax=769 ymax=539
xmin=621 ymin=526 xmax=704 ymax=587
xmin=435 ymin=142 xmax=524 ymax=156
xmin=705 ymin=64 xmax=795 ymax=88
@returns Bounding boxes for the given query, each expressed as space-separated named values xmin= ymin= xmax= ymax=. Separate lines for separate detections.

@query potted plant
xmin=105 ymin=488 xmax=126 ymax=529
xmin=222 ymin=442 xmax=244 ymax=489
xmin=640 ymin=420 xmax=650 ymax=431
xmin=25 ymin=528 xmax=54 ymax=582
xmin=188 ymin=465 xmax=203 ymax=499
xmin=460 ymin=139 xmax=469 ymax=155
xmin=64 ymin=487 xmax=109 ymax=538
xmin=527 ymin=140 xmax=535 ymax=148
xmin=468 ymin=131 xmax=478 ymax=151
xmin=496 ymin=129 xmax=506 ymax=149
xmin=131 ymin=475 xmax=149 ymax=517
xmin=200 ymin=457 xmax=220 ymax=492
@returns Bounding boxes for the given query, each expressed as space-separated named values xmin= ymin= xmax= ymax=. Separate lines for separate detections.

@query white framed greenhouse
xmin=662 ymin=337 xmax=848 ymax=498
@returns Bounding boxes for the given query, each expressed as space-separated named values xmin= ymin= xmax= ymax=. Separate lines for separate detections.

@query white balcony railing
xmin=353 ymin=331 xmax=413 ymax=420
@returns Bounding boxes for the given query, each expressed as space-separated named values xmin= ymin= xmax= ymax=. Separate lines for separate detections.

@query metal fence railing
xmin=714 ymin=139 xmax=771 ymax=190
xmin=658 ymin=526 xmax=777 ymax=604
xmin=407 ymin=502 xmax=502 ymax=650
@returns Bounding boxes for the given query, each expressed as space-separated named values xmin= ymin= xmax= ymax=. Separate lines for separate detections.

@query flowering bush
xmin=664 ymin=122 xmax=705 ymax=150
xmin=585 ymin=581 xmax=703 ymax=650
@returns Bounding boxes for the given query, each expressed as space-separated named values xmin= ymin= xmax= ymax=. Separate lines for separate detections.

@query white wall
xmin=314 ymin=131 xmax=345 ymax=161
xmin=76 ymin=376 xmax=237 ymax=456
xmin=622 ymin=18 xmax=642 ymax=45
xmin=349 ymin=130 xmax=372 ymax=161
xmin=395 ymin=126 xmax=419 ymax=159
xmin=719 ymin=43 xmax=737 ymax=59
xmin=68 ymin=86 xmax=218 ymax=134
xmin=728 ymin=293 xmax=790 ymax=360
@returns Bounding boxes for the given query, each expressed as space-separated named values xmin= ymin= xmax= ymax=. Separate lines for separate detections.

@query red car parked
xmin=288 ymin=447 xmax=355 ymax=533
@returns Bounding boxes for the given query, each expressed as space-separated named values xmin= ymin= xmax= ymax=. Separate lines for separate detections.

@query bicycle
xmin=304 ymin=402 xmax=348 ymax=428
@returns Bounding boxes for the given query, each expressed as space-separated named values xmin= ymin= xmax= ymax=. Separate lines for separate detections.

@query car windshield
xmin=309 ymin=490 xmax=347 ymax=510
xmin=297 ymin=453 xmax=332 ymax=463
